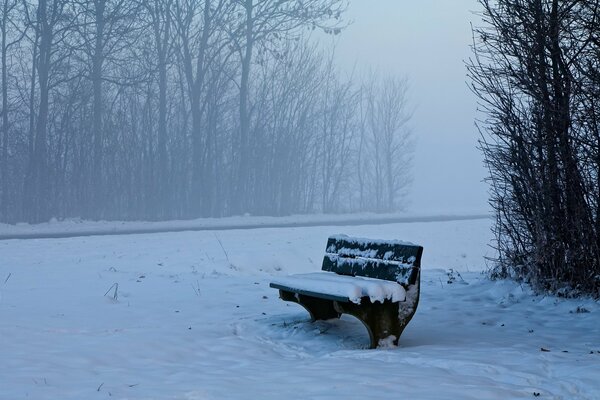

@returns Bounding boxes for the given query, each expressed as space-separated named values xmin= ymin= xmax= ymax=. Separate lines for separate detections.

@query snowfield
xmin=1 ymin=218 xmax=599 ymax=399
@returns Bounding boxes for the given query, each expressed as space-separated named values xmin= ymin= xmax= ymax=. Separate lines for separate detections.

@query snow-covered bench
xmin=270 ymin=235 xmax=423 ymax=348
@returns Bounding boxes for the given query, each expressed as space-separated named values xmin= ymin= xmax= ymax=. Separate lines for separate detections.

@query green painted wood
xmin=269 ymin=282 xmax=350 ymax=303
xmin=325 ymin=236 xmax=423 ymax=266
xmin=321 ymin=254 xmax=416 ymax=285
xmin=279 ymin=290 xmax=342 ymax=321
xmin=322 ymin=236 xmax=423 ymax=286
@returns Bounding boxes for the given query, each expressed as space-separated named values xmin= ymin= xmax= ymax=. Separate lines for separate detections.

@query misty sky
xmin=330 ymin=0 xmax=488 ymax=214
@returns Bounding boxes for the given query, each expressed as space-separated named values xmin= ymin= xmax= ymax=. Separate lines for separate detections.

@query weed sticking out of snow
xmin=103 ymin=282 xmax=119 ymax=302
xmin=570 ymin=305 xmax=591 ymax=314
xmin=446 ymin=268 xmax=468 ymax=285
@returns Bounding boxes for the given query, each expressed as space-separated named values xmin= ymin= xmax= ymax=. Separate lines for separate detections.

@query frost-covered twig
xmin=104 ymin=283 xmax=119 ymax=300
xmin=214 ymin=233 xmax=231 ymax=265
xmin=191 ymin=280 xmax=201 ymax=297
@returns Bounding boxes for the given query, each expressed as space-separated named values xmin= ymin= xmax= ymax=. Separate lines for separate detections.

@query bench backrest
xmin=322 ymin=235 xmax=423 ymax=287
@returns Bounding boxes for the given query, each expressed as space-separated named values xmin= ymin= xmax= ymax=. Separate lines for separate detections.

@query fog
xmin=330 ymin=0 xmax=488 ymax=214
xmin=0 ymin=0 xmax=488 ymax=224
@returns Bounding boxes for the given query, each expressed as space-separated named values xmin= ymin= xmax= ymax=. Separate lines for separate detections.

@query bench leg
xmin=333 ymin=300 xmax=402 ymax=349
xmin=279 ymin=290 xmax=341 ymax=321
xmin=335 ymin=278 xmax=420 ymax=348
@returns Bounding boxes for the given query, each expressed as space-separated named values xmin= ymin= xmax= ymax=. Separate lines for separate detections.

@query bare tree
xmin=22 ymin=0 xmax=76 ymax=222
xmin=251 ymin=40 xmax=325 ymax=215
xmin=172 ymin=0 xmax=233 ymax=216
xmin=143 ymin=0 xmax=173 ymax=217
xmin=319 ymin=58 xmax=357 ymax=213
xmin=0 ymin=0 xmax=22 ymax=220
xmin=228 ymin=0 xmax=347 ymax=215
xmin=361 ymin=73 xmax=412 ymax=212
xmin=469 ymin=0 xmax=600 ymax=296
xmin=72 ymin=0 xmax=141 ymax=215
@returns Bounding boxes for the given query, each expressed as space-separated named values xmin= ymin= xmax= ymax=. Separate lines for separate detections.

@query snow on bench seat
xmin=270 ymin=272 xmax=407 ymax=305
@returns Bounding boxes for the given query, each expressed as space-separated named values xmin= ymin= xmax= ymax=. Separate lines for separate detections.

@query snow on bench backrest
xmin=322 ymin=235 xmax=423 ymax=287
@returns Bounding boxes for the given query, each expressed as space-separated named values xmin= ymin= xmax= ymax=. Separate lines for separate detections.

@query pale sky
xmin=329 ymin=0 xmax=489 ymax=214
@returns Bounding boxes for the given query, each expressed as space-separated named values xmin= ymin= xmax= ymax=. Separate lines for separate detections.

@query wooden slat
xmin=269 ymin=282 xmax=350 ymax=302
xmin=322 ymin=235 xmax=423 ymax=286
xmin=325 ymin=235 xmax=423 ymax=266
xmin=322 ymin=254 xmax=417 ymax=285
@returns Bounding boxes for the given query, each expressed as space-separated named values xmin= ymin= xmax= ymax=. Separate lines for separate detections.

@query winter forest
xmin=0 ymin=0 xmax=412 ymax=224
xmin=2 ymin=1 xmax=600 ymax=398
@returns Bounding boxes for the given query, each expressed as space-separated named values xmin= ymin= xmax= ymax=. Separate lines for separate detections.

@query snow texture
xmin=0 ymin=212 xmax=488 ymax=239
xmin=271 ymin=272 xmax=407 ymax=303
xmin=324 ymin=253 xmax=415 ymax=269
xmin=1 ymin=217 xmax=599 ymax=400
xmin=329 ymin=233 xmax=418 ymax=247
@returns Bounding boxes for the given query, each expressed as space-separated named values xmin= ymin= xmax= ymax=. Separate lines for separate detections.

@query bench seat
xmin=270 ymin=272 xmax=407 ymax=304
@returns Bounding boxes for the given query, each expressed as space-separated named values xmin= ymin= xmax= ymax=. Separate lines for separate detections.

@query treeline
xmin=470 ymin=0 xmax=600 ymax=296
xmin=0 ymin=0 xmax=412 ymax=223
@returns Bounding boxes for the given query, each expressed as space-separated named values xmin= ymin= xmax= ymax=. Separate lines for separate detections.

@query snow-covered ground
xmin=1 ymin=218 xmax=599 ymax=399
xmin=0 ymin=212 xmax=489 ymax=239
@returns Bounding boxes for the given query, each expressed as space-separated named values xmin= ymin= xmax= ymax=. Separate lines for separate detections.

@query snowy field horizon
xmin=0 ymin=210 xmax=491 ymax=239
xmin=1 ymin=217 xmax=599 ymax=399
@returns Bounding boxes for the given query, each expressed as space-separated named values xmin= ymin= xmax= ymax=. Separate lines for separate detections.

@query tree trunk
xmin=153 ymin=0 xmax=171 ymax=218
xmin=235 ymin=0 xmax=254 ymax=215
xmin=1 ymin=1 xmax=9 ymax=220
xmin=91 ymin=0 xmax=105 ymax=216
xmin=25 ymin=0 xmax=52 ymax=222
